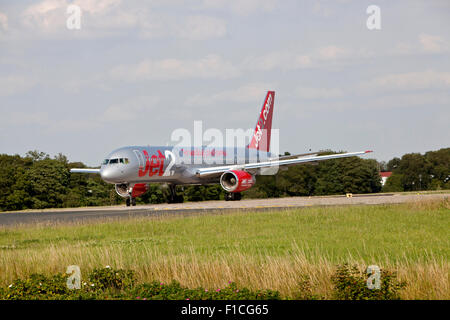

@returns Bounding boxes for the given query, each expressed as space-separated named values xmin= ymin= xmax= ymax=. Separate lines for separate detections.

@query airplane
xmin=70 ymin=91 xmax=373 ymax=206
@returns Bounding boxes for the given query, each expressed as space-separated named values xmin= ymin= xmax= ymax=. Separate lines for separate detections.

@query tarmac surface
xmin=0 ymin=192 xmax=448 ymax=226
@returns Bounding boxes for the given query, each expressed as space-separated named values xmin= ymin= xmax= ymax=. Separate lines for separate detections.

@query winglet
xmin=247 ymin=91 xmax=275 ymax=152
xmin=365 ymin=150 xmax=374 ymax=154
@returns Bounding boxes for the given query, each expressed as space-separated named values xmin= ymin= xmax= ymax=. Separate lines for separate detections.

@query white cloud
xmin=390 ymin=42 xmax=416 ymax=55
xmin=0 ymin=11 xmax=8 ymax=31
xmin=102 ymin=95 xmax=159 ymax=122
xmin=18 ymin=0 xmax=227 ymax=40
xmin=136 ymin=13 xmax=227 ymax=40
xmin=390 ymin=34 xmax=450 ymax=56
xmin=419 ymin=33 xmax=449 ymax=53
xmin=0 ymin=75 xmax=36 ymax=97
xmin=364 ymin=71 xmax=450 ymax=92
xmin=21 ymin=0 xmax=66 ymax=32
xmin=41 ymin=95 xmax=160 ymax=133
xmin=177 ymin=15 xmax=226 ymax=40
xmin=16 ymin=112 xmax=49 ymax=126
xmin=242 ymin=45 xmax=354 ymax=71
xmin=369 ymin=92 xmax=450 ymax=109
xmin=312 ymin=1 xmax=333 ymax=17
xmin=295 ymin=87 xmax=344 ymax=100
xmin=316 ymin=45 xmax=349 ymax=60
xmin=20 ymin=0 xmax=136 ymax=35
xmin=201 ymin=0 xmax=276 ymax=16
xmin=287 ymin=90 xmax=450 ymax=114
xmin=76 ymin=0 xmax=122 ymax=14
xmin=293 ymin=55 xmax=313 ymax=68
xmin=242 ymin=51 xmax=294 ymax=71
xmin=110 ymin=54 xmax=240 ymax=81
xmin=185 ymin=83 xmax=274 ymax=107
xmin=0 ymin=111 xmax=50 ymax=127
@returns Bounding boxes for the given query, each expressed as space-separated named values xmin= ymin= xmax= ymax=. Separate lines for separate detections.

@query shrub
xmin=132 ymin=280 xmax=281 ymax=300
xmin=0 ymin=267 xmax=136 ymax=300
xmin=0 ymin=269 xmax=280 ymax=300
xmin=331 ymin=264 xmax=406 ymax=300
xmin=2 ymin=273 xmax=70 ymax=300
xmin=88 ymin=267 xmax=136 ymax=291
xmin=0 ymin=265 xmax=408 ymax=300
xmin=292 ymin=276 xmax=323 ymax=300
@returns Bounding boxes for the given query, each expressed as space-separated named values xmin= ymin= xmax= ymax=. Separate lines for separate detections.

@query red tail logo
xmin=247 ymin=91 xmax=275 ymax=152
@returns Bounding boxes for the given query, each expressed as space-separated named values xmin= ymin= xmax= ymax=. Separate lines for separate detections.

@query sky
xmin=0 ymin=0 xmax=449 ymax=166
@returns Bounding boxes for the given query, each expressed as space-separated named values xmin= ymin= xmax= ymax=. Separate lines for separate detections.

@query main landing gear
xmin=225 ymin=192 xmax=242 ymax=201
xmin=167 ymin=184 xmax=184 ymax=204
xmin=126 ymin=197 xmax=136 ymax=207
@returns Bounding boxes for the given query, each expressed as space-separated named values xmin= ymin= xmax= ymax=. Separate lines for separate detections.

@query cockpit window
xmin=103 ymin=158 xmax=129 ymax=165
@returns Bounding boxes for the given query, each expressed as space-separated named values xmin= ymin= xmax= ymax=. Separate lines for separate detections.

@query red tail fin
xmin=247 ymin=91 xmax=275 ymax=152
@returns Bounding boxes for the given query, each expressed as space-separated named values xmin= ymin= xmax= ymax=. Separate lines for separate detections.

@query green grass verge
xmin=0 ymin=199 xmax=448 ymax=299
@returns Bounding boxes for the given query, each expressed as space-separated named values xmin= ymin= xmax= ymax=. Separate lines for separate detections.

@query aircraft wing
xmin=196 ymin=150 xmax=373 ymax=178
xmin=272 ymin=151 xmax=319 ymax=161
xmin=70 ymin=168 xmax=101 ymax=174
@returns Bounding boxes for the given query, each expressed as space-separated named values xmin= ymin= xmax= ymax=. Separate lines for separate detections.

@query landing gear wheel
xmin=175 ymin=195 xmax=184 ymax=203
xmin=167 ymin=184 xmax=183 ymax=203
xmin=126 ymin=198 xmax=131 ymax=207
xmin=225 ymin=192 xmax=242 ymax=201
xmin=131 ymin=197 xmax=136 ymax=206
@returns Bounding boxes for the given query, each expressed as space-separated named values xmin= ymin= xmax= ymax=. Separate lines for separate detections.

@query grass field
xmin=0 ymin=199 xmax=448 ymax=299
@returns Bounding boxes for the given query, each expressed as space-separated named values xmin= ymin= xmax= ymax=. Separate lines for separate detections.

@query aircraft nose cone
xmin=100 ymin=168 xmax=117 ymax=183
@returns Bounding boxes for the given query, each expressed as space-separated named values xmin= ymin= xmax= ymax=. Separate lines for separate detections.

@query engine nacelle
xmin=131 ymin=183 xmax=148 ymax=198
xmin=220 ymin=170 xmax=255 ymax=193
xmin=115 ymin=183 xmax=129 ymax=198
xmin=115 ymin=183 xmax=148 ymax=198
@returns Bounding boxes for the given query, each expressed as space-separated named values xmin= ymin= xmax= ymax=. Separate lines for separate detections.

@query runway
xmin=0 ymin=192 xmax=448 ymax=226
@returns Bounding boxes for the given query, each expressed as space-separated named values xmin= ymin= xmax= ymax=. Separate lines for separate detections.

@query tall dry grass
xmin=1 ymin=243 xmax=448 ymax=299
xmin=405 ymin=196 xmax=449 ymax=210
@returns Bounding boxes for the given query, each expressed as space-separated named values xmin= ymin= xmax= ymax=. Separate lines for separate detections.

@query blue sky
xmin=0 ymin=0 xmax=449 ymax=166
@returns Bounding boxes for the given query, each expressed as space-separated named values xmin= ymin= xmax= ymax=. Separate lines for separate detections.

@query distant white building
xmin=380 ymin=172 xmax=392 ymax=186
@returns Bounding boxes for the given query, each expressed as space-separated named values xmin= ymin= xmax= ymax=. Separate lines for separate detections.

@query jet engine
xmin=115 ymin=183 xmax=129 ymax=198
xmin=220 ymin=170 xmax=256 ymax=193
xmin=115 ymin=183 xmax=148 ymax=198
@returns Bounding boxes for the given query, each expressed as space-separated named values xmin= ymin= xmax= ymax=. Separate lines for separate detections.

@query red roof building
xmin=380 ymin=172 xmax=392 ymax=186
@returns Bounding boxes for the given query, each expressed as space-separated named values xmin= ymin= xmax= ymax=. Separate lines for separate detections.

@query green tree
xmin=397 ymin=153 xmax=432 ymax=191
xmin=382 ymin=173 xmax=404 ymax=192
xmin=425 ymin=148 xmax=450 ymax=189
xmin=315 ymin=156 xmax=381 ymax=195
xmin=277 ymin=164 xmax=317 ymax=196
xmin=24 ymin=158 xmax=70 ymax=209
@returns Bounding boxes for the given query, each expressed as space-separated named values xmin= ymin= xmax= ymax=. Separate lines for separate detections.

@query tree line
xmin=380 ymin=148 xmax=450 ymax=192
xmin=0 ymin=148 xmax=448 ymax=212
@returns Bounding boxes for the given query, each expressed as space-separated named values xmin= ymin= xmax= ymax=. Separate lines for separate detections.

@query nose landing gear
xmin=126 ymin=197 xmax=136 ymax=207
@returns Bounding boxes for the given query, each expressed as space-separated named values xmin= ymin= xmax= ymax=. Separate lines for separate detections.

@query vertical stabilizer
xmin=247 ymin=91 xmax=275 ymax=152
